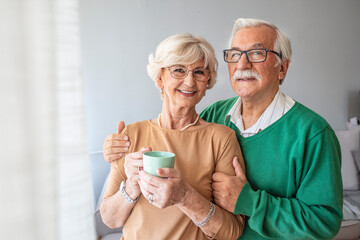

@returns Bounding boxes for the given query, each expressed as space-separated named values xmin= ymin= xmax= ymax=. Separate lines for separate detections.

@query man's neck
xmin=241 ymin=91 xmax=278 ymax=130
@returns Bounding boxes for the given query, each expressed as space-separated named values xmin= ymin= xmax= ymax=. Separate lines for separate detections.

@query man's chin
xmin=232 ymin=81 xmax=256 ymax=92
xmin=234 ymin=88 xmax=254 ymax=99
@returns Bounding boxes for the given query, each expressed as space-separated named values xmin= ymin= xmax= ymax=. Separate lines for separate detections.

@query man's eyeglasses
xmin=223 ymin=48 xmax=282 ymax=63
xmin=165 ymin=65 xmax=210 ymax=82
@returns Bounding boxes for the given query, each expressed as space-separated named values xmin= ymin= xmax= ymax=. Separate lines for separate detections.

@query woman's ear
xmin=155 ymin=76 xmax=165 ymax=99
xmin=155 ymin=75 xmax=164 ymax=89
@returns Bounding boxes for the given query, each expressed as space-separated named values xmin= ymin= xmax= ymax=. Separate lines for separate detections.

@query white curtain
xmin=0 ymin=0 xmax=96 ymax=239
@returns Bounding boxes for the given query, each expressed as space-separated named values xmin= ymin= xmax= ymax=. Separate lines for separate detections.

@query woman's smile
xmin=178 ymin=89 xmax=197 ymax=96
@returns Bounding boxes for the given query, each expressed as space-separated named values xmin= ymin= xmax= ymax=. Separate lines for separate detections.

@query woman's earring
xmin=160 ymin=88 xmax=164 ymax=100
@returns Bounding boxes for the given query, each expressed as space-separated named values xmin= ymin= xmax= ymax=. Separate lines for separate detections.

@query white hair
xmin=228 ymin=18 xmax=292 ymax=84
xmin=147 ymin=33 xmax=218 ymax=98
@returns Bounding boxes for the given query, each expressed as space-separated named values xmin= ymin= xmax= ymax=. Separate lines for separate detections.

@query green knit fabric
xmin=200 ymin=97 xmax=343 ymax=239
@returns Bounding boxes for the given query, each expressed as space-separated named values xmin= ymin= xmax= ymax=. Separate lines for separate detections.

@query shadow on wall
xmin=348 ymin=90 xmax=360 ymax=121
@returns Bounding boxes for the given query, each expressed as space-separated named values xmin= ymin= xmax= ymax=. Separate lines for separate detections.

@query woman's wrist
xmin=175 ymin=182 xmax=192 ymax=207
xmin=194 ymin=201 xmax=216 ymax=227
xmin=125 ymin=180 xmax=141 ymax=200
xmin=177 ymin=185 xmax=211 ymax=221
xmin=176 ymin=186 xmax=222 ymax=236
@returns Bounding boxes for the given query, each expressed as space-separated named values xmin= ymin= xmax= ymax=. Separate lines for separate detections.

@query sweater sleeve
xmin=212 ymin=131 xmax=246 ymax=240
xmin=234 ymin=128 xmax=343 ymax=239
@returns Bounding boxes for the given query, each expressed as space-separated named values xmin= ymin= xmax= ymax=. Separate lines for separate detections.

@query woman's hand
xmin=138 ymin=168 xmax=189 ymax=209
xmin=124 ymin=146 xmax=152 ymax=199
xmin=103 ymin=121 xmax=130 ymax=163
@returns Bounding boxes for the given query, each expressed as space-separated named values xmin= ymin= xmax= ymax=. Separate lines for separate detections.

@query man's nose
xmin=236 ymin=53 xmax=252 ymax=70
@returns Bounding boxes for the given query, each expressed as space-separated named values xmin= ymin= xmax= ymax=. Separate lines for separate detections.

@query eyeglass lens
xmin=168 ymin=66 xmax=209 ymax=82
xmin=224 ymin=49 xmax=267 ymax=63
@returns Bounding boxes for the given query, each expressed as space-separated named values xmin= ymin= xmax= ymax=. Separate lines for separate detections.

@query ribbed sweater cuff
xmin=234 ymin=182 xmax=256 ymax=216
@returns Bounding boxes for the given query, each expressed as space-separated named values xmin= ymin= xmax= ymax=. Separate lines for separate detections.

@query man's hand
xmin=212 ymin=156 xmax=247 ymax=213
xmin=103 ymin=121 xmax=130 ymax=163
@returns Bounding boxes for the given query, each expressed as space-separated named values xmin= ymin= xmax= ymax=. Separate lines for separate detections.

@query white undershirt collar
xmin=225 ymin=90 xmax=295 ymax=137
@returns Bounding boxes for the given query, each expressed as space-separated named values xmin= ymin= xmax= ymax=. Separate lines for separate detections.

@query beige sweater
xmin=104 ymin=120 xmax=245 ymax=240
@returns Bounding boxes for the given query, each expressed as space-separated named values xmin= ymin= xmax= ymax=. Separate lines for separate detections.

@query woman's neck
xmin=159 ymin=102 xmax=198 ymax=130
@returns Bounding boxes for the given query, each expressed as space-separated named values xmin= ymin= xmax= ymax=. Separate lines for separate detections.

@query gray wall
xmin=80 ymin=0 xmax=360 ymax=152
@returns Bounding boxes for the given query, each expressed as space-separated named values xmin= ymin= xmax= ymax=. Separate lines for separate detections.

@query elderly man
xmin=199 ymin=18 xmax=343 ymax=239
xmin=103 ymin=18 xmax=343 ymax=239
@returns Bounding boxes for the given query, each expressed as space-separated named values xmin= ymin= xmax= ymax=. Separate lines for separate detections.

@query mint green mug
xmin=143 ymin=151 xmax=175 ymax=177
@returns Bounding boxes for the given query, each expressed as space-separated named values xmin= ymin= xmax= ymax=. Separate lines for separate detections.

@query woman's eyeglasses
xmin=165 ymin=65 xmax=210 ymax=82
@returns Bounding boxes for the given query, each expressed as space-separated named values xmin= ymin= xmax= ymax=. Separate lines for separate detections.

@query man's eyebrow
xmin=230 ymin=43 xmax=265 ymax=50
xmin=251 ymin=43 xmax=265 ymax=48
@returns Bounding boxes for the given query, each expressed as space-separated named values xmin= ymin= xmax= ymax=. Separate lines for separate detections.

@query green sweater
xmin=200 ymin=97 xmax=343 ymax=240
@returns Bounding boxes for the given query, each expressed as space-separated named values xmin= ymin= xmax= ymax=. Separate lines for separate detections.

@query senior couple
xmin=101 ymin=18 xmax=343 ymax=240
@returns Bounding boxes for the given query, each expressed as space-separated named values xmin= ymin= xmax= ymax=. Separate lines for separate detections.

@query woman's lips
xmin=178 ymin=89 xmax=196 ymax=96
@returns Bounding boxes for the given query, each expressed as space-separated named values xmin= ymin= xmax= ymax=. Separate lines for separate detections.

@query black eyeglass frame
xmin=223 ymin=48 xmax=282 ymax=63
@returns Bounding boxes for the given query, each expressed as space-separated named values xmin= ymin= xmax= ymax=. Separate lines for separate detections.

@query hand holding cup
xmin=142 ymin=151 xmax=175 ymax=177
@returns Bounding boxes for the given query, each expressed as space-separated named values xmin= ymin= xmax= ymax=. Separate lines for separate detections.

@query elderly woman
xmin=100 ymin=33 xmax=245 ymax=240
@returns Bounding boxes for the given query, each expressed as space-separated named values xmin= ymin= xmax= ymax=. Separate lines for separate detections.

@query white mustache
xmin=232 ymin=70 xmax=261 ymax=81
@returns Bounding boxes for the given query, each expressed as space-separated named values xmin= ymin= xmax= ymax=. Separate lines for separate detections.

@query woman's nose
xmin=183 ymin=71 xmax=196 ymax=86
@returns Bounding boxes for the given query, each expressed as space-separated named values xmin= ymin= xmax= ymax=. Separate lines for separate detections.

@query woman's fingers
xmin=139 ymin=171 xmax=161 ymax=189
xmin=129 ymin=146 xmax=152 ymax=158
xmin=124 ymin=158 xmax=143 ymax=174
xmin=125 ymin=159 xmax=143 ymax=172
xmin=124 ymin=148 xmax=152 ymax=184
xmin=156 ymin=168 xmax=180 ymax=178
xmin=138 ymin=174 xmax=159 ymax=205
xmin=138 ymin=169 xmax=189 ymax=208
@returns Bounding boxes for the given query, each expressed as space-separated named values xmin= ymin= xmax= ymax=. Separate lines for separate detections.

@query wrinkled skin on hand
xmin=138 ymin=168 xmax=190 ymax=209
xmin=123 ymin=146 xmax=151 ymax=198
xmin=212 ymin=156 xmax=247 ymax=213
xmin=103 ymin=121 xmax=130 ymax=163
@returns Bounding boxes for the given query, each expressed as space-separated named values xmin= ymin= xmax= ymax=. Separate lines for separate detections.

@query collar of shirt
xmin=225 ymin=90 xmax=295 ymax=137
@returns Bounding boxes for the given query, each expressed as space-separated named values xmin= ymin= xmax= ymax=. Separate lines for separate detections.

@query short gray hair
xmin=147 ymin=33 xmax=218 ymax=97
xmin=229 ymin=18 xmax=292 ymax=84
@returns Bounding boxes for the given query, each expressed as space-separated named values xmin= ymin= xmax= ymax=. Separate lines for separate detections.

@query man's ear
xmin=278 ymin=59 xmax=290 ymax=81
